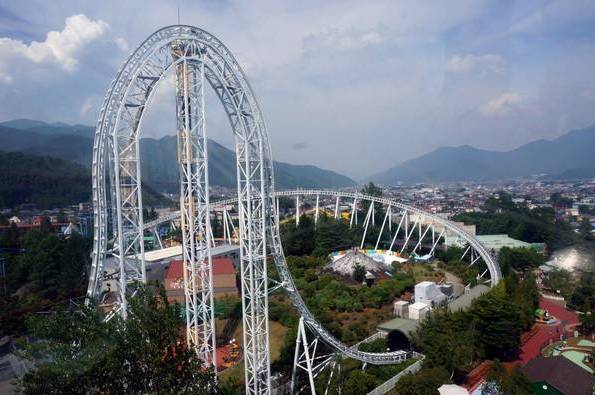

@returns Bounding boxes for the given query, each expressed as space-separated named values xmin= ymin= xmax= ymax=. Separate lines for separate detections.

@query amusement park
xmin=1 ymin=4 xmax=595 ymax=395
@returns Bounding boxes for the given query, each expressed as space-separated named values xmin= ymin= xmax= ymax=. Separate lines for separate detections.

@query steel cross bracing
xmin=291 ymin=317 xmax=338 ymax=395
xmin=138 ymin=189 xmax=501 ymax=368
xmin=88 ymin=25 xmax=273 ymax=394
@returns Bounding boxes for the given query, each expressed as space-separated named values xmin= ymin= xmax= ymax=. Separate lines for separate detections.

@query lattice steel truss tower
xmin=173 ymin=44 xmax=216 ymax=368
xmin=87 ymin=26 xmax=273 ymax=394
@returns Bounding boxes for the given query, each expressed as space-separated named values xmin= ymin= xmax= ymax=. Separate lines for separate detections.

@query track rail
xmin=143 ymin=189 xmax=500 ymax=365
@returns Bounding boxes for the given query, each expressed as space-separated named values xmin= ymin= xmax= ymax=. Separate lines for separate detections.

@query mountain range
xmin=0 ymin=119 xmax=356 ymax=191
xmin=369 ymin=125 xmax=595 ymax=184
xmin=3 ymin=118 xmax=594 ymax=192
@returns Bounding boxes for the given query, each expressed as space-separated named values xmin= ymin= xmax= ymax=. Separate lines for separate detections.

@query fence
xmin=366 ymin=354 xmax=425 ymax=395
xmin=351 ymin=331 xmax=387 ymax=350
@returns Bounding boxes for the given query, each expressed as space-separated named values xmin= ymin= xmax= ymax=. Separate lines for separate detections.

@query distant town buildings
xmin=446 ymin=232 xmax=546 ymax=254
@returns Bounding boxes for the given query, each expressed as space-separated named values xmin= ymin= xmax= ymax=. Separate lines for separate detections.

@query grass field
xmin=219 ymin=320 xmax=290 ymax=386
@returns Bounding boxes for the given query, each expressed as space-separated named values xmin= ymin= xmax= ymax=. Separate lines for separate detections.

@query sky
xmin=1 ymin=1 xmax=595 ymax=179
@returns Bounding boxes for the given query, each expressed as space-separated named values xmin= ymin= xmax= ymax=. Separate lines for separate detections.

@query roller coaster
xmin=87 ymin=25 xmax=501 ymax=394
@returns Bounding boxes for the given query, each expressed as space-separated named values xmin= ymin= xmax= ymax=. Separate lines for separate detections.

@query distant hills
xmin=0 ymin=151 xmax=91 ymax=209
xmin=0 ymin=150 xmax=171 ymax=210
xmin=369 ymin=125 xmax=595 ymax=184
xmin=0 ymin=119 xmax=356 ymax=194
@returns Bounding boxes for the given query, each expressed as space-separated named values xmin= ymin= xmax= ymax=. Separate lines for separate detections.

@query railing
xmin=351 ymin=331 xmax=387 ymax=350
xmin=366 ymin=354 xmax=424 ymax=395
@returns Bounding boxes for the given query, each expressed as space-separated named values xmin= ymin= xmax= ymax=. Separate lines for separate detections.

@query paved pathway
xmin=517 ymin=297 xmax=579 ymax=365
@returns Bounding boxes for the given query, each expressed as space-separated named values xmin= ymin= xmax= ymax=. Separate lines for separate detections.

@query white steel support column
xmin=223 ymin=206 xmax=230 ymax=244
xmin=175 ymin=55 xmax=216 ymax=369
xmin=226 ymin=209 xmax=237 ymax=243
xmin=350 ymin=197 xmax=357 ymax=228
xmin=429 ymin=228 xmax=445 ymax=256
xmin=388 ymin=205 xmax=392 ymax=234
xmin=401 ymin=217 xmax=419 ymax=253
xmin=371 ymin=202 xmax=375 ymax=226
xmin=375 ymin=206 xmax=390 ymax=250
xmin=276 ymin=197 xmax=280 ymax=228
xmin=360 ymin=203 xmax=374 ymax=248
xmin=154 ymin=228 xmax=163 ymax=249
xmin=389 ymin=212 xmax=406 ymax=251
xmin=334 ymin=196 xmax=339 ymax=219
xmin=296 ymin=194 xmax=300 ymax=226
xmin=413 ymin=223 xmax=432 ymax=253
xmin=461 ymin=246 xmax=470 ymax=260
xmin=291 ymin=317 xmax=335 ymax=395
xmin=314 ymin=195 xmax=320 ymax=226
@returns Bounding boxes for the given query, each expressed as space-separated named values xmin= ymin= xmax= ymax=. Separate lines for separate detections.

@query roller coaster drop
xmin=87 ymin=26 xmax=500 ymax=395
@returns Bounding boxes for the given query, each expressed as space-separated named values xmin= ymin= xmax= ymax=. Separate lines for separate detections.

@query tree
xmin=412 ymin=309 xmax=475 ymax=380
xmin=57 ymin=210 xmax=67 ymax=223
xmin=19 ymin=287 xmax=216 ymax=394
xmin=392 ymin=367 xmax=451 ymax=395
xmin=452 ymin=206 xmax=577 ymax=251
xmin=360 ymin=182 xmax=385 ymax=226
xmin=343 ymin=370 xmax=379 ymax=395
xmin=569 ymin=273 xmax=594 ymax=309
xmin=542 ymin=268 xmax=572 ymax=297
xmin=312 ymin=216 xmax=354 ymax=256
xmin=484 ymin=360 xmax=533 ymax=395
xmin=498 ymin=247 xmax=543 ymax=274
xmin=0 ymin=222 xmax=20 ymax=249
xmin=550 ymin=192 xmax=573 ymax=208
xmin=579 ymin=216 xmax=594 ymax=241
xmin=353 ymin=264 xmax=366 ymax=282
xmin=471 ymin=294 xmax=523 ymax=360
xmin=570 ymin=273 xmax=594 ymax=333
xmin=39 ymin=216 xmax=53 ymax=235
xmin=281 ymin=215 xmax=315 ymax=256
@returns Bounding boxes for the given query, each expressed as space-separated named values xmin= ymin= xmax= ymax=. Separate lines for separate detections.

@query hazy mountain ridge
xmin=0 ymin=119 xmax=356 ymax=190
xmin=369 ymin=125 xmax=595 ymax=184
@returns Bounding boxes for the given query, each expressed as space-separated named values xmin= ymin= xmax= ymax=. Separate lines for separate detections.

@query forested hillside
xmin=0 ymin=151 xmax=171 ymax=209
xmin=0 ymin=151 xmax=90 ymax=209
xmin=0 ymin=119 xmax=357 ymax=191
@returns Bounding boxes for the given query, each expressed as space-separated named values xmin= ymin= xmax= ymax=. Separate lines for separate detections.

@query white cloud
xmin=115 ymin=37 xmax=129 ymax=51
xmin=447 ymin=53 xmax=505 ymax=74
xmin=304 ymin=28 xmax=384 ymax=53
xmin=0 ymin=14 xmax=108 ymax=83
xmin=479 ymin=92 xmax=522 ymax=116
xmin=80 ymin=96 xmax=94 ymax=117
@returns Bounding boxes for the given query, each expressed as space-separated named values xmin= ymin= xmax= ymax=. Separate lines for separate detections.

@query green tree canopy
xmin=19 ymin=287 xmax=215 ymax=394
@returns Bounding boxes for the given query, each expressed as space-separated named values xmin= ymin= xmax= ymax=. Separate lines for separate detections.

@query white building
xmin=414 ymin=281 xmax=447 ymax=307
xmin=393 ymin=300 xmax=409 ymax=318
xmin=408 ymin=302 xmax=429 ymax=320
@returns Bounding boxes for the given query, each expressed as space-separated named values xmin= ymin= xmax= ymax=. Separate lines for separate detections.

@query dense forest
xmin=452 ymin=192 xmax=589 ymax=251
xmin=18 ymin=288 xmax=215 ymax=394
xmin=0 ymin=222 xmax=91 ymax=336
xmin=0 ymin=150 xmax=171 ymax=209
xmin=0 ymin=151 xmax=91 ymax=209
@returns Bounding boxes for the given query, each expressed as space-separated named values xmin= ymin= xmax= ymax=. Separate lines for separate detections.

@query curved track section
xmin=143 ymin=189 xmax=501 ymax=365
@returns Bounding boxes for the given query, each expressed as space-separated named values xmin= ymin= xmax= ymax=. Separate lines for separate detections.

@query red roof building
xmin=165 ymin=257 xmax=238 ymax=303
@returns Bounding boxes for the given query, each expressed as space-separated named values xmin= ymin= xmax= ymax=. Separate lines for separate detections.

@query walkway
xmin=517 ymin=297 xmax=579 ymax=365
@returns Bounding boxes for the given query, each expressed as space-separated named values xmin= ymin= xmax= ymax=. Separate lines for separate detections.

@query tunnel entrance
xmin=387 ymin=330 xmax=411 ymax=351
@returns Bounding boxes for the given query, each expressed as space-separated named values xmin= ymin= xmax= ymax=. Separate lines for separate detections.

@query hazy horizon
xmin=1 ymin=1 xmax=595 ymax=178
